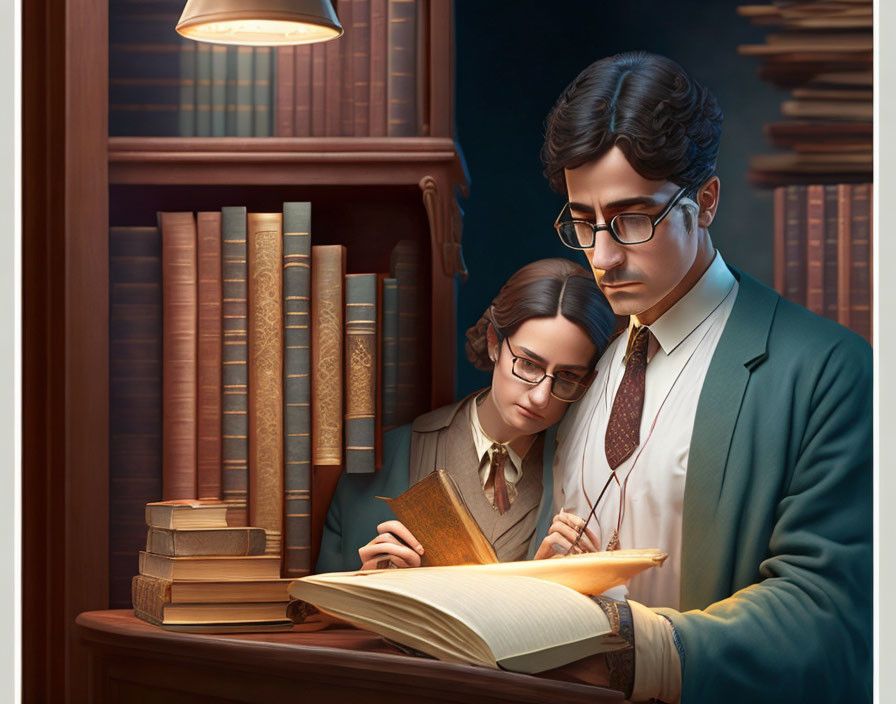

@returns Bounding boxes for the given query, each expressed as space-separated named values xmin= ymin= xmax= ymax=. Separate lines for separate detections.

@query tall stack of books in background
xmin=110 ymin=203 xmax=423 ymax=611
xmin=109 ymin=0 xmax=427 ymax=137
xmin=737 ymin=0 xmax=872 ymax=342
xmin=133 ymin=500 xmax=293 ymax=631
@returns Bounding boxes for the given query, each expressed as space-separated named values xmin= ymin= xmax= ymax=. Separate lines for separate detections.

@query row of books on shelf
xmin=773 ymin=182 xmax=872 ymax=343
xmin=110 ymin=0 xmax=426 ymax=137
xmin=133 ymin=500 xmax=293 ymax=631
xmin=110 ymin=202 xmax=425 ymax=607
xmin=737 ymin=0 xmax=872 ymax=186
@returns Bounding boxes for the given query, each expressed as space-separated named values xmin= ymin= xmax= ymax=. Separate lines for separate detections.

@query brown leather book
xmin=340 ymin=0 xmax=356 ymax=136
xmin=310 ymin=245 xmax=346 ymax=568
xmin=783 ymin=185 xmax=806 ymax=306
xmin=247 ymin=213 xmax=284 ymax=558
xmin=146 ymin=526 xmax=267 ymax=557
xmin=310 ymin=42 xmax=326 ymax=136
xmin=159 ymin=211 xmax=198 ymax=500
xmin=294 ymin=44 xmax=312 ymax=137
xmin=382 ymin=469 xmax=498 ymax=567
xmin=275 ymin=46 xmax=294 ymax=137
xmin=132 ymin=574 xmax=290 ymax=625
xmin=351 ymin=0 xmax=370 ymax=135
xmin=145 ymin=499 xmax=229 ymax=529
xmin=805 ymin=185 xmax=825 ymax=315
xmin=369 ymin=0 xmax=388 ymax=136
xmin=324 ymin=25 xmax=342 ymax=136
xmin=138 ymin=551 xmax=282 ymax=580
xmin=197 ymin=211 xmax=223 ymax=501
xmin=836 ymin=185 xmax=852 ymax=327
xmin=849 ymin=183 xmax=872 ymax=343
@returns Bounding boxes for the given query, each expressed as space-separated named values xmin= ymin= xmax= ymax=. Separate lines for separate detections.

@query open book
xmin=290 ymin=549 xmax=666 ymax=673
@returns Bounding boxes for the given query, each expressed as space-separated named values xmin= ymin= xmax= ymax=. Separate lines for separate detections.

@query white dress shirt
xmin=469 ymin=394 xmax=527 ymax=506
xmin=554 ymin=251 xmax=738 ymax=608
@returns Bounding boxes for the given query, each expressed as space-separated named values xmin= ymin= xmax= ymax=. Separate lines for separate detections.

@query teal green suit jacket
xmin=316 ymin=423 xmax=558 ymax=574
xmin=657 ymin=268 xmax=872 ymax=703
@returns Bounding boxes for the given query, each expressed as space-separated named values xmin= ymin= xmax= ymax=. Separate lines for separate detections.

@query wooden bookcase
xmin=23 ymin=0 xmax=467 ymax=701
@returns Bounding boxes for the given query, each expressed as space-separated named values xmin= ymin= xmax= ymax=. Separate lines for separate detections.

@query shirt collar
xmin=469 ymin=393 xmax=525 ymax=479
xmin=630 ymin=250 xmax=736 ymax=356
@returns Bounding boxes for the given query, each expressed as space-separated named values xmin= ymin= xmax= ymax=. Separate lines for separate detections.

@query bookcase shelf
xmin=108 ymin=137 xmax=467 ymax=186
xmin=24 ymin=0 xmax=464 ymax=700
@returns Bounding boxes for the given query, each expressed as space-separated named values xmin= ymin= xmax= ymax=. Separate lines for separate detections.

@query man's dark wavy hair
xmin=541 ymin=52 xmax=723 ymax=198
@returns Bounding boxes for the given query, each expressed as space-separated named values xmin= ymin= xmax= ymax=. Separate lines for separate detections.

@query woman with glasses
xmin=315 ymin=258 xmax=616 ymax=573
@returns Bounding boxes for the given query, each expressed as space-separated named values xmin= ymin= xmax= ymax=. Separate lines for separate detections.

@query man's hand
xmin=358 ymin=520 xmax=425 ymax=570
xmin=533 ymin=510 xmax=600 ymax=560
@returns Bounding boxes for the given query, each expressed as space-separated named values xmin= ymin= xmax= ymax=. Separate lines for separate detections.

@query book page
xmin=296 ymin=570 xmax=626 ymax=673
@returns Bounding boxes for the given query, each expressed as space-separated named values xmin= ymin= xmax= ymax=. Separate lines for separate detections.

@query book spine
xmin=220 ymin=207 xmax=249 ymax=526
xmin=390 ymin=239 xmax=421 ymax=426
xmin=132 ymin=574 xmax=170 ymax=620
xmin=784 ymin=185 xmax=806 ymax=307
xmin=109 ymin=226 xmax=163 ymax=609
xmin=387 ymin=0 xmax=417 ymax=136
xmin=805 ymin=185 xmax=825 ymax=315
xmin=341 ymin=0 xmax=356 ymax=136
xmin=195 ymin=43 xmax=212 ymax=137
xmin=415 ymin=0 xmax=427 ymax=135
xmin=353 ymin=0 xmax=371 ymax=136
xmin=837 ymin=185 xmax=852 ymax=327
xmin=276 ymin=46 xmax=295 ymax=137
xmin=283 ymin=203 xmax=313 ymax=577
xmin=159 ymin=212 xmax=198 ymax=500
xmin=310 ymin=245 xmax=345 ymax=569
xmin=253 ymin=47 xmax=273 ymax=137
xmin=381 ymin=276 xmax=398 ymax=432
xmin=345 ymin=274 xmax=377 ymax=474
xmin=850 ymin=183 xmax=871 ymax=343
xmin=211 ymin=45 xmax=228 ymax=137
xmin=325 ymin=30 xmax=342 ymax=136
xmin=294 ymin=45 xmax=313 ymax=137
xmin=226 ymin=47 xmax=238 ymax=136
xmin=236 ymin=47 xmax=254 ymax=137
xmin=248 ymin=213 xmax=284 ymax=557
xmin=146 ymin=527 xmax=266 ymax=556
xmin=374 ymin=274 xmax=385 ymax=470
xmin=772 ymin=187 xmax=785 ymax=296
xmin=196 ymin=212 xmax=223 ymax=501
xmin=311 ymin=42 xmax=326 ymax=136
xmin=823 ymin=185 xmax=840 ymax=322
xmin=311 ymin=245 xmax=345 ymax=467
xmin=108 ymin=43 xmax=181 ymax=137
xmin=369 ymin=0 xmax=388 ymax=136
xmin=178 ymin=39 xmax=196 ymax=137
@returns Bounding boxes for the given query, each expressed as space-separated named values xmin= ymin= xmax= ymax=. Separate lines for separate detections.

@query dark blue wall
xmin=453 ymin=0 xmax=785 ymax=398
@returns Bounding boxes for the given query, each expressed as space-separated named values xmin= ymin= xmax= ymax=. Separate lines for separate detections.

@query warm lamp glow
xmin=176 ymin=0 xmax=343 ymax=46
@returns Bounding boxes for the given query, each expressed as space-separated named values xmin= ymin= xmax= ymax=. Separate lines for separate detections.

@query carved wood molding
xmin=419 ymin=175 xmax=468 ymax=282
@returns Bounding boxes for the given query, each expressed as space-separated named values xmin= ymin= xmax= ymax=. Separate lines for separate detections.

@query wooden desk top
xmin=77 ymin=610 xmax=624 ymax=704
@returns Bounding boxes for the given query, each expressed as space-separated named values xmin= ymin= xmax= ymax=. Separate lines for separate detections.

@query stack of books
xmin=736 ymin=0 xmax=872 ymax=186
xmin=132 ymin=500 xmax=293 ymax=631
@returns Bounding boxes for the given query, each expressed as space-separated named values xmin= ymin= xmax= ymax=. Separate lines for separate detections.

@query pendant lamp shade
xmin=176 ymin=0 xmax=343 ymax=46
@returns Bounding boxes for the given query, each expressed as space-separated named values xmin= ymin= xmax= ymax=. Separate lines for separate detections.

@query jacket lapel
xmin=680 ymin=267 xmax=778 ymax=606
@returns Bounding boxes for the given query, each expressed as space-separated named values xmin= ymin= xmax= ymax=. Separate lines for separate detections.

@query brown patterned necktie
xmin=488 ymin=443 xmax=511 ymax=515
xmin=605 ymin=326 xmax=650 ymax=470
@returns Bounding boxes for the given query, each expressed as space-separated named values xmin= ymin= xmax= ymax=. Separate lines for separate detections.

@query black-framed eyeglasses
xmin=502 ymin=337 xmax=594 ymax=402
xmin=553 ymin=185 xmax=690 ymax=249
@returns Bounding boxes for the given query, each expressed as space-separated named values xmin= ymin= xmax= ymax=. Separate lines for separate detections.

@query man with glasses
xmin=538 ymin=52 xmax=871 ymax=704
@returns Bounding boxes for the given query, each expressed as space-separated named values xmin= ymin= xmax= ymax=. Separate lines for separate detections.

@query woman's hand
xmin=533 ymin=510 xmax=600 ymax=560
xmin=358 ymin=520 xmax=425 ymax=570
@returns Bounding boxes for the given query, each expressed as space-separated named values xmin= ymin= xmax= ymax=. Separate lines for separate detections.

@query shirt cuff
xmin=629 ymin=600 xmax=683 ymax=703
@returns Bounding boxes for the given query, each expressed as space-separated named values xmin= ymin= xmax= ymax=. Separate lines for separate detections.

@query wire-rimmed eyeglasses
xmin=554 ymin=185 xmax=690 ymax=249
xmin=502 ymin=337 xmax=593 ymax=402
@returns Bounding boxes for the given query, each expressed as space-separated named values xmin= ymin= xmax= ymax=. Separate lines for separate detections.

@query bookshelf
xmin=24 ymin=0 xmax=466 ymax=701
